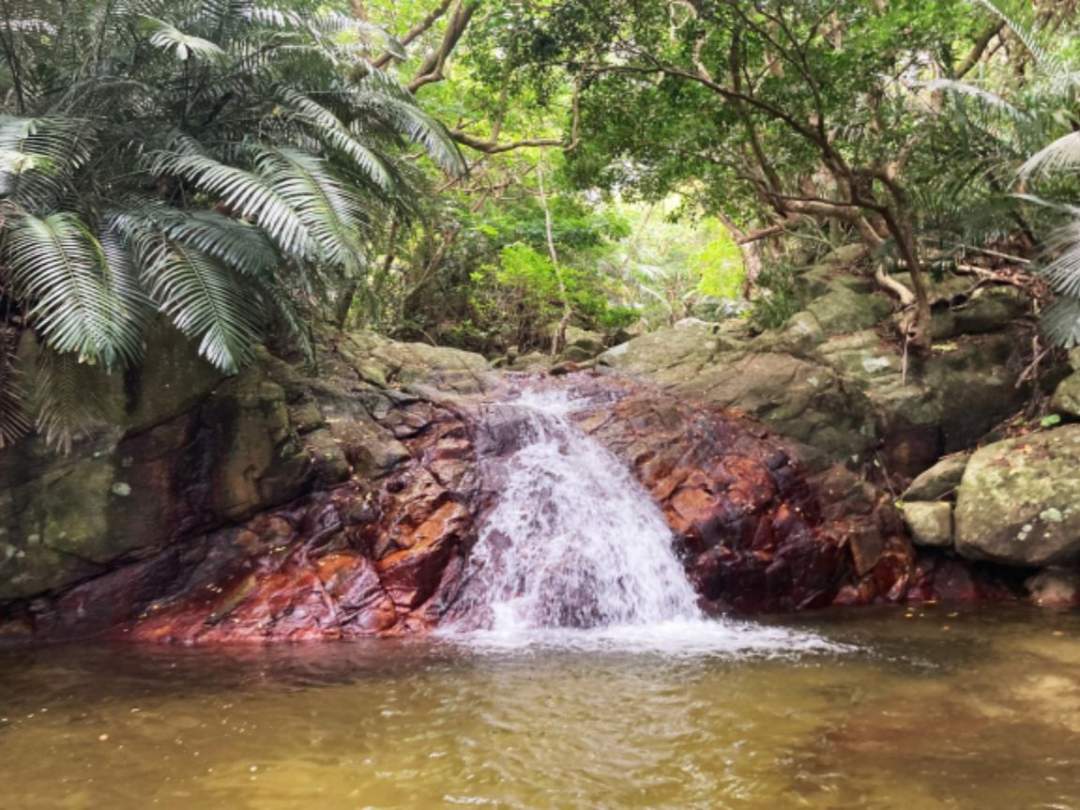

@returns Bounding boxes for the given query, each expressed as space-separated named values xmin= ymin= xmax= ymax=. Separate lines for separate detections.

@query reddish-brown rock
xmin=3 ymin=359 xmax=1016 ymax=646
xmin=563 ymin=375 xmax=917 ymax=613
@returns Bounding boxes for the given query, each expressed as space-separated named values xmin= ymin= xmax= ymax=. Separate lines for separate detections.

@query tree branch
xmin=408 ymin=0 xmax=478 ymax=92
xmin=372 ymin=0 xmax=454 ymax=69
xmin=955 ymin=21 xmax=1005 ymax=78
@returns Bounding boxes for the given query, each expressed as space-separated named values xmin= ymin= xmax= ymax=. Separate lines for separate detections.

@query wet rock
xmin=954 ymin=426 xmax=1080 ymax=566
xmin=903 ymin=555 xmax=1016 ymax=605
xmin=567 ymin=377 xmax=910 ymax=613
xmin=121 ymin=402 xmax=480 ymax=643
xmin=1026 ymin=568 xmax=1080 ymax=608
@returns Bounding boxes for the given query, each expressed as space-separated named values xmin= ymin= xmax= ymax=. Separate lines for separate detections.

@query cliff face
xmin=0 ymin=329 xmax=495 ymax=640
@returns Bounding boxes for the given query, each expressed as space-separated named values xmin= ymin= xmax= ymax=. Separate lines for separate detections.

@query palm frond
xmin=276 ymin=87 xmax=395 ymax=190
xmin=110 ymin=202 xmax=281 ymax=277
xmin=305 ymin=11 xmax=406 ymax=60
xmin=255 ymin=145 xmax=365 ymax=271
xmin=1041 ymin=221 xmax=1080 ymax=297
xmin=137 ymin=235 xmax=263 ymax=373
xmin=1042 ymin=296 xmax=1080 ymax=348
xmin=0 ymin=116 xmax=93 ymax=210
xmin=7 ymin=212 xmax=144 ymax=367
xmin=147 ymin=144 xmax=315 ymax=258
xmin=358 ymin=92 xmax=467 ymax=178
xmin=920 ymin=79 xmax=1029 ymax=121
xmin=28 ymin=347 xmax=100 ymax=454
xmin=1018 ymin=131 xmax=1080 ymax=179
xmin=139 ymin=15 xmax=227 ymax=62
xmin=0 ymin=328 xmax=31 ymax=449
xmin=971 ymin=0 xmax=1064 ymax=77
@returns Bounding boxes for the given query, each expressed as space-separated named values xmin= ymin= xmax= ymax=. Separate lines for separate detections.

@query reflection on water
xmin=3 ymin=606 xmax=1080 ymax=809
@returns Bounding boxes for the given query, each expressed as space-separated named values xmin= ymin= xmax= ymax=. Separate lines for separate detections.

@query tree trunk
xmin=537 ymin=163 xmax=571 ymax=356
xmin=888 ymin=215 xmax=933 ymax=352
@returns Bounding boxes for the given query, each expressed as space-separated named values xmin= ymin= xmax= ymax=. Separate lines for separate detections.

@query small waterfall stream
xmin=447 ymin=386 xmax=845 ymax=655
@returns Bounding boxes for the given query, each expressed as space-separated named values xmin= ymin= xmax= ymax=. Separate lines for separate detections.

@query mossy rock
xmin=1051 ymin=371 xmax=1080 ymax=418
xmin=900 ymin=501 xmax=953 ymax=548
xmin=955 ymin=425 xmax=1080 ymax=566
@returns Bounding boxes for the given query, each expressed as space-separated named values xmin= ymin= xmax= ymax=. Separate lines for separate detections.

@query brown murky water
xmin=3 ymin=606 xmax=1080 ymax=809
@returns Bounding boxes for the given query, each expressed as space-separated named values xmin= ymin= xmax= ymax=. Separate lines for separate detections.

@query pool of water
xmin=3 ymin=606 xmax=1080 ymax=809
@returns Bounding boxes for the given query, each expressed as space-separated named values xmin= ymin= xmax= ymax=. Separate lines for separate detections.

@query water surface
xmin=3 ymin=606 xmax=1080 ymax=809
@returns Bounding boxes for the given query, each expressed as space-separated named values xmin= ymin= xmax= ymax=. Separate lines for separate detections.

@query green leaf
xmin=139 ymin=16 xmax=227 ymax=62
xmin=7 ymin=212 xmax=145 ymax=367
xmin=137 ymin=236 xmax=262 ymax=373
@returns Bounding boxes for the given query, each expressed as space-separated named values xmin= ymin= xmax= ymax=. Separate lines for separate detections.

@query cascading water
xmin=446 ymin=385 xmax=847 ymax=656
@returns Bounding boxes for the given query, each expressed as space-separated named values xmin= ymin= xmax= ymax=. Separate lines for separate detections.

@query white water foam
xmin=445 ymin=386 xmax=847 ymax=657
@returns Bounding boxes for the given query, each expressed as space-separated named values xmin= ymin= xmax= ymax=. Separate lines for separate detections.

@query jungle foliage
xmin=3 ymin=0 xmax=1080 ymax=451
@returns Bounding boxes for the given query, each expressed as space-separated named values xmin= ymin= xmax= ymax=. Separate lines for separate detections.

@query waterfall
xmin=445 ymin=385 xmax=847 ymax=656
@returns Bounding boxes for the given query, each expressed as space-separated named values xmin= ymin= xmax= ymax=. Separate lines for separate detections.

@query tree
xmin=0 ymin=0 xmax=465 ymax=449
xmin=475 ymin=0 xmax=1015 ymax=350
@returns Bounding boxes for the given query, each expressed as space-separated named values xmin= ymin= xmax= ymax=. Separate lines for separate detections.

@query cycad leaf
xmin=148 ymin=145 xmax=315 ymax=259
xmin=255 ymin=146 xmax=364 ymax=271
xmin=28 ymin=348 xmax=100 ymax=454
xmin=920 ymin=79 xmax=1028 ymax=121
xmin=276 ymin=87 xmax=395 ymax=190
xmin=1042 ymin=221 xmax=1080 ymax=297
xmin=1019 ymin=131 xmax=1080 ymax=178
xmin=0 ymin=328 xmax=31 ymax=449
xmin=139 ymin=15 xmax=226 ymax=62
xmin=1042 ymin=296 xmax=1080 ymax=349
xmin=972 ymin=0 xmax=1064 ymax=77
xmin=0 ymin=116 xmax=93 ymax=209
xmin=111 ymin=202 xmax=282 ymax=277
xmin=8 ymin=212 xmax=144 ymax=367
xmin=358 ymin=93 xmax=467 ymax=177
xmin=138 ymin=237 xmax=262 ymax=372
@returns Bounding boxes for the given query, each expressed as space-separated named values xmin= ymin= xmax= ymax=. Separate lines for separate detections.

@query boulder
xmin=900 ymin=501 xmax=953 ymax=548
xmin=902 ymin=452 xmax=971 ymax=501
xmin=1026 ymin=568 xmax=1080 ymax=608
xmin=955 ymin=426 xmax=1080 ymax=566
xmin=1051 ymin=371 xmax=1080 ymax=418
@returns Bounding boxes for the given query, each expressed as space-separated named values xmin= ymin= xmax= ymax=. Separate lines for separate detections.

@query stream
xmin=3 ymin=607 xmax=1080 ymax=808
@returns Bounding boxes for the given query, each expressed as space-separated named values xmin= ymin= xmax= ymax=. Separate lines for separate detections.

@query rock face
xmin=570 ymin=379 xmax=913 ymax=612
xmin=600 ymin=256 xmax=1034 ymax=475
xmin=954 ymin=426 xmax=1080 ymax=567
xmin=0 ymin=330 xmax=496 ymax=641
